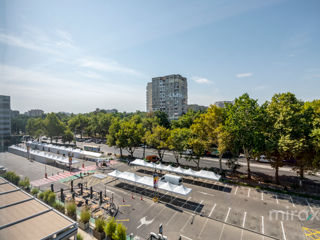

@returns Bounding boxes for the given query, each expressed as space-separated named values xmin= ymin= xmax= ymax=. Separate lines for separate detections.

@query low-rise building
xmin=187 ymin=104 xmax=208 ymax=112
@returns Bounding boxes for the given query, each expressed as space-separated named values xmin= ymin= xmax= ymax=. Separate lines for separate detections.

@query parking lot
xmin=1 ymin=151 xmax=319 ymax=240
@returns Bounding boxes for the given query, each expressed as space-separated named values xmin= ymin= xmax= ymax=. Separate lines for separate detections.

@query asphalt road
xmin=76 ymin=142 xmax=320 ymax=183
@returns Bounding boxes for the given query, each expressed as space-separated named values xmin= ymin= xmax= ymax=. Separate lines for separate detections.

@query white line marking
xmin=240 ymin=230 xmax=244 ymax=240
xmin=290 ymin=196 xmax=296 ymax=208
xmin=209 ymin=203 xmax=217 ymax=218
xmin=165 ymin=197 xmax=191 ymax=226
xmin=193 ymin=200 xmax=204 ymax=214
xmin=225 ymin=207 xmax=231 ymax=222
xmin=248 ymin=188 xmax=251 ymax=198
xmin=306 ymin=199 xmax=314 ymax=213
xmin=234 ymin=186 xmax=239 ymax=195
xmin=181 ymin=215 xmax=192 ymax=232
xmin=180 ymin=235 xmax=193 ymax=240
xmin=261 ymin=216 xmax=264 ymax=234
xmin=198 ymin=217 xmax=209 ymax=238
xmin=218 ymin=223 xmax=226 ymax=240
xmin=199 ymin=191 xmax=215 ymax=197
xmin=281 ymin=221 xmax=287 ymax=240
xmin=242 ymin=212 xmax=247 ymax=228
xmin=261 ymin=192 xmax=264 ymax=201
xmin=276 ymin=195 xmax=279 ymax=204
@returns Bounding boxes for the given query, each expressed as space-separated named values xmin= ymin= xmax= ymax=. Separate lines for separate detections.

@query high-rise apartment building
xmin=0 ymin=95 xmax=11 ymax=151
xmin=146 ymin=74 xmax=187 ymax=120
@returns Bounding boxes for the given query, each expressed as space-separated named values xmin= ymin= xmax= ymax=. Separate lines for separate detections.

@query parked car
xmin=258 ymin=155 xmax=270 ymax=163
xmin=146 ymin=155 xmax=160 ymax=163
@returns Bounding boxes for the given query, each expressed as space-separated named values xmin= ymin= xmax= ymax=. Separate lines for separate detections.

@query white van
xmin=161 ymin=174 xmax=182 ymax=185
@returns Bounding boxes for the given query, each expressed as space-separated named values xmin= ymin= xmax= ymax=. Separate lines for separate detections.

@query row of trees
xmin=25 ymin=92 xmax=320 ymax=184
xmin=26 ymin=113 xmax=74 ymax=143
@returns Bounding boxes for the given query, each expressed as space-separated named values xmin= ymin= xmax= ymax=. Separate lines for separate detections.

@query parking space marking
xmin=181 ymin=215 xmax=193 ymax=233
xmin=199 ymin=191 xmax=215 ymax=197
xmin=225 ymin=207 xmax=231 ymax=222
xmin=261 ymin=216 xmax=264 ymax=234
xmin=208 ymin=203 xmax=217 ymax=218
xmin=193 ymin=200 xmax=204 ymax=214
xmin=165 ymin=197 xmax=191 ymax=226
xmin=305 ymin=199 xmax=313 ymax=213
xmin=261 ymin=192 xmax=264 ymax=201
xmin=242 ymin=212 xmax=247 ymax=228
xmin=248 ymin=188 xmax=251 ymax=198
xmin=290 ymin=196 xmax=296 ymax=208
xmin=180 ymin=235 xmax=193 ymax=240
xmin=234 ymin=186 xmax=238 ymax=195
xmin=218 ymin=223 xmax=226 ymax=240
xmin=281 ymin=221 xmax=287 ymax=240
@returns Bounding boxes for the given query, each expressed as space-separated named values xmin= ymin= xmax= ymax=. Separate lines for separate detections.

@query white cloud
xmin=191 ymin=76 xmax=212 ymax=84
xmin=78 ymin=58 xmax=143 ymax=76
xmin=236 ymin=72 xmax=253 ymax=78
xmin=0 ymin=27 xmax=76 ymax=55
xmin=0 ymin=64 xmax=145 ymax=113
xmin=76 ymin=71 xmax=104 ymax=80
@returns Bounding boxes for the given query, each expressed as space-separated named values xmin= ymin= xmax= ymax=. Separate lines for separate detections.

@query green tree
xmin=145 ymin=125 xmax=170 ymax=162
xmin=68 ymin=114 xmax=89 ymax=138
xmin=107 ymin=118 xmax=126 ymax=157
xmin=62 ymin=128 xmax=74 ymax=143
xmin=265 ymin=93 xmax=304 ymax=184
xmin=224 ymin=93 xmax=265 ymax=179
xmin=43 ymin=113 xmax=66 ymax=143
xmin=154 ymin=111 xmax=171 ymax=129
xmin=167 ymin=128 xmax=191 ymax=165
xmin=171 ymin=110 xmax=201 ymax=129
xmin=194 ymin=105 xmax=225 ymax=172
xmin=118 ymin=119 xmax=144 ymax=158
xmin=26 ymin=118 xmax=45 ymax=140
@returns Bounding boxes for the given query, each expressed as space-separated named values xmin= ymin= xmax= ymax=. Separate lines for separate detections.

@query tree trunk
xmin=143 ymin=146 xmax=146 ymax=159
xmin=119 ymin=148 xmax=123 ymax=157
xmin=196 ymin=158 xmax=200 ymax=171
xmin=243 ymin=148 xmax=251 ymax=179
xmin=299 ymin=165 xmax=304 ymax=179
xmin=246 ymin=157 xmax=251 ymax=180
xmin=219 ymin=154 xmax=223 ymax=173
xmin=275 ymin=166 xmax=279 ymax=185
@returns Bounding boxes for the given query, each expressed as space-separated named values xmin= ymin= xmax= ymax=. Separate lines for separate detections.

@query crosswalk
xmin=30 ymin=165 xmax=97 ymax=187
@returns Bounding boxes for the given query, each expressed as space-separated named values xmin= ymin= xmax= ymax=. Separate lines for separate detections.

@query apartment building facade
xmin=146 ymin=74 xmax=187 ymax=120
xmin=0 ymin=95 xmax=11 ymax=151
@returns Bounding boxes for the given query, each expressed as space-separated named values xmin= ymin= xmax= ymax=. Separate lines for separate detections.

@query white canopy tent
xmin=130 ymin=159 xmax=221 ymax=181
xmin=27 ymin=141 xmax=102 ymax=159
xmin=9 ymin=145 xmax=79 ymax=165
xmin=108 ymin=170 xmax=192 ymax=196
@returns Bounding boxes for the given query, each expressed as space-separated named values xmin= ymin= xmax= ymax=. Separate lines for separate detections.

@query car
xmin=146 ymin=155 xmax=160 ymax=163
xmin=258 ymin=155 xmax=270 ymax=163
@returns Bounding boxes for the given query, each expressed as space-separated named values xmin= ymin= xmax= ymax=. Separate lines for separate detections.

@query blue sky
xmin=1 ymin=0 xmax=319 ymax=113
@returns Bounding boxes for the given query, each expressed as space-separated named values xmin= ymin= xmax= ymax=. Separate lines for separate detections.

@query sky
xmin=1 ymin=0 xmax=320 ymax=113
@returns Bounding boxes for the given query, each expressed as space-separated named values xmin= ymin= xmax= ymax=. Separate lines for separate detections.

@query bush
xmin=66 ymin=201 xmax=77 ymax=220
xmin=31 ymin=188 xmax=39 ymax=196
xmin=3 ymin=171 xmax=20 ymax=185
xmin=76 ymin=233 xmax=83 ymax=240
xmin=80 ymin=207 xmax=91 ymax=223
xmin=43 ymin=190 xmax=52 ymax=203
xmin=47 ymin=192 xmax=56 ymax=206
xmin=105 ymin=217 xmax=116 ymax=237
xmin=114 ymin=223 xmax=127 ymax=240
xmin=38 ymin=192 xmax=44 ymax=200
xmin=53 ymin=202 xmax=65 ymax=214
xmin=94 ymin=217 xmax=106 ymax=233
xmin=19 ymin=177 xmax=30 ymax=190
